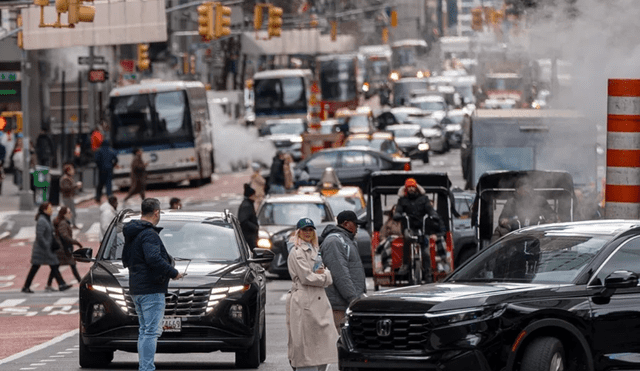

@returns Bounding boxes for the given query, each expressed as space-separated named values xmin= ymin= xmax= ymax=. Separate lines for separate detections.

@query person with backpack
xmin=318 ymin=210 xmax=366 ymax=333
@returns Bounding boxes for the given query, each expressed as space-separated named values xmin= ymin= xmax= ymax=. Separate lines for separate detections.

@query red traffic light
xmin=88 ymin=69 xmax=108 ymax=83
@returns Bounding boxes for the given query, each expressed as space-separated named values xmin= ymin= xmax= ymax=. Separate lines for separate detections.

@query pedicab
xmin=473 ymin=170 xmax=576 ymax=251
xmin=368 ymin=171 xmax=457 ymax=290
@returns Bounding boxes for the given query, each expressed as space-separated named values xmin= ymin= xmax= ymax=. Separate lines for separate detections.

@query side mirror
xmin=250 ymin=248 xmax=275 ymax=263
xmin=72 ymin=248 xmax=95 ymax=263
xmin=604 ymin=270 xmax=638 ymax=289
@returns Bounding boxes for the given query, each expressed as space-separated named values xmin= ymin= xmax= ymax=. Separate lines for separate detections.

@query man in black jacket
xmin=394 ymin=178 xmax=444 ymax=275
xmin=94 ymin=139 xmax=118 ymax=203
xmin=268 ymin=151 xmax=286 ymax=194
xmin=122 ymin=198 xmax=183 ymax=371
xmin=238 ymin=184 xmax=259 ymax=250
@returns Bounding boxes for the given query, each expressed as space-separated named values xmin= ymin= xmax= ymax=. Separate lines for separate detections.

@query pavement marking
xmin=18 ymin=368 xmax=36 ymax=370
xmin=0 ymin=231 xmax=10 ymax=240
xmin=56 ymin=351 xmax=72 ymax=354
xmin=29 ymin=363 xmax=46 ymax=366
xmin=0 ymin=329 xmax=78 ymax=365
xmin=14 ymin=227 xmax=35 ymax=240
xmin=0 ymin=299 xmax=26 ymax=307
xmin=49 ymin=355 xmax=64 ymax=358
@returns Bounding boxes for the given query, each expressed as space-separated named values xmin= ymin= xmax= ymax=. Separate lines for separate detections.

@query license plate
xmin=162 ymin=317 xmax=182 ymax=332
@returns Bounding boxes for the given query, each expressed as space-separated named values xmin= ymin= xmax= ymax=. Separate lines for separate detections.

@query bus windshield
xmin=110 ymin=90 xmax=193 ymax=150
xmin=254 ymin=77 xmax=307 ymax=116
xmin=392 ymin=45 xmax=427 ymax=69
xmin=486 ymin=77 xmax=523 ymax=91
xmin=320 ymin=58 xmax=357 ymax=101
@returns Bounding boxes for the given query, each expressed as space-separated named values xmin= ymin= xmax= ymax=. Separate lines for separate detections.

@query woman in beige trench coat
xmin=286 ymin=218 xmax=338 ymax=371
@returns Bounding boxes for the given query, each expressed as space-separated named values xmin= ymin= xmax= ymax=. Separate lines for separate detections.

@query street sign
xmin=78 ymin=56 xmax=106 ymax=65
xmin=88 ymin=69 xmax=109 ymax=83
xmin=0 ymin=72 xmax=21 ymax=82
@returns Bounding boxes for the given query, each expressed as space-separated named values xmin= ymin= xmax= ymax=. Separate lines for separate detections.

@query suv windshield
xmin=102 ymin=220 xmax=241 ymax=262
xmin=258 ymin=203 xmax=330 ymax=226
xmin=448 ymin=232 xmax=610 ymax=284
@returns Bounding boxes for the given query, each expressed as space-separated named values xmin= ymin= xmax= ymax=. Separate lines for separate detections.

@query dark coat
xmin=31 ymin=214 xmax=59 ymax=266
xmin=394 ymin=187 xmax=444 ymax=233
xmin=94 ymin=141 xmax=118 ymax=173
xmin=0 ymin=142 xmax=6 ymax=165
xmin=122 ymin=219 xmax=179 ymax=295
xmin=319 ymin=225 xmax=366 ymax=311
xmin=59 ymin=173 xmax=78 ymax=199
xmin=269 ymin=155 xmax=285 ymax=186
xmin=53 ymin=218 xmax=81 ymax=266
xmin=130 ymin=153 xmax=147 ymax=190
xmin=238 ymin=197 xmax=259 ymax=248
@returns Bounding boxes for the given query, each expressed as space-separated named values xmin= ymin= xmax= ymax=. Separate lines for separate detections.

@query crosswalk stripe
xmin=54 ymin=298 xmax=78 ymax=305
xmin=14 ymin=227 xmax=35 ymax=240
xmin=0 ymin=299 xmax=27 ymax=307
xmin=84 ymin=222 xmax=100 ymax=236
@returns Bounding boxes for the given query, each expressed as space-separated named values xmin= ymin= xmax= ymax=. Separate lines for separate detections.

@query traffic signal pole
xmin=19 ymin=48 xmax=33 ymax=210
xmin=88 ymin=45 xmax=95 ymax=130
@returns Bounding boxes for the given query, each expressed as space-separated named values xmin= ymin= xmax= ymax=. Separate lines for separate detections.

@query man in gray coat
xmin=319 ymin=210 xmax=367 ymax=333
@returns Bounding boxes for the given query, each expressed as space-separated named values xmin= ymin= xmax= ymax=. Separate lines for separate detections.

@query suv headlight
xmin=89 ymin=284 xmax=127 ymax=313
xmin=257 ymin=230 xmax=272 ymax=249
xmin=209 ymin=285 xmax=250 ymax=313
xmin=426 ymin=305 xmax=506 ymax=327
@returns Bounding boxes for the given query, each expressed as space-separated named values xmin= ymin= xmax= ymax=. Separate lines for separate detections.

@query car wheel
xmin=78 ymin=332 xmax=114 ymax=368
xmin=259 ymin=319 xmax=266 ymax=363
xmin=521 ymin=337 xmax=565 ymax=371
xmin=410 ymin=258 xmax=422 ymax=285
xmin=235 ymin=327 xmax=261 ymax=369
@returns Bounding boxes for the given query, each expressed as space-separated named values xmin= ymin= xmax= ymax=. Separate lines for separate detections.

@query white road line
xmin=0 ymin=231 xmax=10 ymax=240
xmin=0 ymin=329 xmax=77 ymax=364
xmin=29 ymin=363 xmax=46 ymax=366
xmin=0 ymin=275 xmax=16 ymax=281
xmin=54 ymin=298 xmax=78 ymax=305
xmin=84 ymin=222 xmax=100 ymax=236
xmin=0 ymin=299 xmax=26 ymax=307
xmin=56 ymin=351 xmax=72 ymax=354
xmin=14 ymin=227 xmax=35 ymax=240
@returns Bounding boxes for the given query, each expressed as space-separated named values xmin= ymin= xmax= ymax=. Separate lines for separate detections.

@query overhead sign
xmin=21 ymin=0 xmax=167 ymax=50
xmin=88 ymin=69 xmax=108 ymax=83
xmin=79 ymin=56 xmax=106 ymax=65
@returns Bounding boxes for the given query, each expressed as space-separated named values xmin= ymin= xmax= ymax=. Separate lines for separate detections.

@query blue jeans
xmin=132 ymin=293 xmax=165 ymax=371
xmin=269 ymin=184 xmax=286 ymax=194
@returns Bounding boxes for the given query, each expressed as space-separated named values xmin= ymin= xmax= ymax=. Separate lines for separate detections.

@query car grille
xmin=348 ymin=314 xmax=430 ymax=351
xmin=124 ymin=288 xmax=211 ymax=317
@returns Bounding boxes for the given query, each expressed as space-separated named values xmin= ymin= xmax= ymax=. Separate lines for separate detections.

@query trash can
xmin=31 ymin=165 xmax=50 ymax=205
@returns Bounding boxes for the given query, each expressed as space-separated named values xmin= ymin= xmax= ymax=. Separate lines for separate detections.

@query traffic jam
xmin=0 ymin=0 xmax=638 ymax=370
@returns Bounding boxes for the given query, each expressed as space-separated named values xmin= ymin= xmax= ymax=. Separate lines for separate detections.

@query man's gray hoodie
xmin=319 ymin=224 xmax=366 ymax=311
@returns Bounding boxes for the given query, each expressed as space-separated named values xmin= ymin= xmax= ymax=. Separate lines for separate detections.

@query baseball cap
xmin=405 ymin=178 xmax=418 ymax=188
xmin=337 ymin=210 xmax=366 ymax=226
xmin=296 ymin=218 xmax=316 ymax=230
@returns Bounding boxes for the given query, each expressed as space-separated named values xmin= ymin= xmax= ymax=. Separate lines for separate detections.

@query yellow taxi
xmin=334 ymin=106 xmax=375 ymax=134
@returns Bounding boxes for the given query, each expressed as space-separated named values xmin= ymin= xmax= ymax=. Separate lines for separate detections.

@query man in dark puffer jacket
xmin=122 ymin=198 xmax=183 ymax=371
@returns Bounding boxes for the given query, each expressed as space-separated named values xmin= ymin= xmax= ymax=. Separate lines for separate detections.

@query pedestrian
xmin=0 ymin=139 xmax=5 ymax=195
xmin=286 ymin=218 xmax=338 ymax=371
xmin=319 ymin=210 xmax=367 ymax=332
xmin=123 ymin=148 xmax=147 ymax=202
xmin=47 ymin=206 xmax=83 ymax=290
xmin=59 ymin=163 xmax=83 ymax=229
xmin=268 ymin=151 xmax=286 ymax=194
xmin=94 ymin=139 xmax=118 ymax=203
xmin=249 ymin=163 xmax=265 ymax=211
xmin=238 ymin=184 xmax=259 ymax=250
xmin=21 ymin=202 xmax=72 ymax=293
xmin=121 ymin=198 xmax=183 ymax=371
xmin=99 ymin=196 xmax=118 ymax=241
xmin=169 ymin=197 xmax=182 ymax=210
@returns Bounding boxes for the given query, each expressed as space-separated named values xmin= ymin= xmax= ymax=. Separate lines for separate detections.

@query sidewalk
xmin=0 ymin=172 xmax=94 ymax=214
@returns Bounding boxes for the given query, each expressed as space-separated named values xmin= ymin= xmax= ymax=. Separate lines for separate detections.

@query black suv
xmin=339 ymin=220 xmax=640 ymax=371
xmin=73 ymin=210 xmax=274 ymax=369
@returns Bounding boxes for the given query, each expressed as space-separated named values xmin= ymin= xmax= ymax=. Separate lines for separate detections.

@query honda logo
xmin=376 ymin=319 xmax=392 ymax=337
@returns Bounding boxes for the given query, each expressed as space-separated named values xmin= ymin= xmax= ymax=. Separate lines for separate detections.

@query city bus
xmin=108 ymin=80 xmax=215 ymax=189
xmin=390 ymin=39 xmax=430 ymax=80
xmin=317 ymin=53 xmax=359 ymax=118
xmin=252 ymin=69 xmax=313 ymax=128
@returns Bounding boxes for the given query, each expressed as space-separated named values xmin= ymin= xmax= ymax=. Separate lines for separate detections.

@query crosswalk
xmin=5 ymin=223 xmax=100 ymax=243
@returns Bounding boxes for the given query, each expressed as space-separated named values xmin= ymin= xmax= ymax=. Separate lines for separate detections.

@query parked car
xmin=339 ymin=220 xmax=640 ymax=371
xmin=73 ymin=210 xmax=274 ymax=369
xmin=385 ymin=123 xmax=440 ymax=158
xmin=343 ymin=132 xmax=406 ymax=159
xmin=294 ymin=147 xmax=411 ymax=190
xmin=440 ymin=108 xmax=466 ymax=148
xmin=256 ymin=194 xmax=335 ymax=277
xmin=258 ymin=118 xmax=307 ymax=161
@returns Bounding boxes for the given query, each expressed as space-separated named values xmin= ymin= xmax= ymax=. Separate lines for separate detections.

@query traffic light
xmin=493 ymin=10 xmax=505 ymax=25
xmin=471 ymin=8 xmax=483 ymax=31
xmin=390 ymin=10 xmax=397 ymax=28
xmin=215 ymin=3 xmax=231 ymax=38
xmin=267 ymin=6 xmax=282 ymax=38
xmin=330 ymin=21 xmax=337 ymax=41
xmin=16 ymin=14 xmax=23 ymax=49
xmin=198 ymin=2 xmax=214 ymax=40
xmin=253 ymin=5 xmax=262 ymax=31
xmin=382 ymin=27 xmax=389 ymax=43
xmin=68 ymin=0 xmax=95 ymax=24
xmin=137 ymin=43 xmax=150 ymax=71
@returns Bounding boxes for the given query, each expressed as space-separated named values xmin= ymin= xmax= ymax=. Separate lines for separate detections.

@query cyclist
xmin=393 ymin=178 xmax=444 ymax=276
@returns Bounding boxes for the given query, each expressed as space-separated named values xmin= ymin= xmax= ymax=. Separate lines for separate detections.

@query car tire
xmin=235 ymin=326 xmax=261 ymax=369
xmin=78 ymin=332 xmax=114 ymax=368
xmin=410 ymin=258 xmax=422 ymax=285
xmin=520 ymin=336 xmax=565 ymax=371
xmin=259 ymin=319 xmax=266 ymax=363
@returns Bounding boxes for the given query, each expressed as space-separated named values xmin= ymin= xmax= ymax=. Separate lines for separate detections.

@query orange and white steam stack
xmin=605 ymin=79 xmax=640 ymax=218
